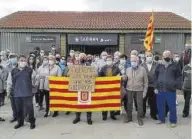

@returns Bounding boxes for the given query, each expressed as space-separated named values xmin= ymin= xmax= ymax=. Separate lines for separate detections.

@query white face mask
xmin=146 ymin=57 xmax=153 ymax=63
xmin=40 ymin=53 xmax=44 ymax=57
xmin=75 ymin=56 xmax=80 ymax=60
xmin=106 ymin=60 xmax=113 ymax=66
xmin=49 ymin=60 xmax=55 ymax=65
xmin=102 ymin=56 xmax=107 ymax=60
xmin=70 ymin=53 xmax=74 ymax=57
xmin=67 ymin=62 xmax=72 ymax=66
xmin=175 ymin=57 xmax=180 ymax=62
xmin=19 ymin=61 xmax=27 ymax=68
xmin=120 ymin=59 xmax=126 ymax=65
xmin=95 ymin=57 xmax=99 ymax=62
xmin=43 ymin=60 xmax=48 ymax=66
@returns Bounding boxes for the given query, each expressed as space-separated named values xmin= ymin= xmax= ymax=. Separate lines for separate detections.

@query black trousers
xmin=183 ymin=90 xmax=191 ymax=115
xmin=10 ymin=96 xmax=17 ymax=119
xmin=34 ymin=90 xmax=39 ymax=104
xmin=75 ymin=112 xmax=92 ymax=120
xmin=102 ymin=111 xmax=115 ymax=118
xmin=15 ymin=97 xmax=35 ymax=124
xmin=39 ymin=90 xmax=49 ymax=113
xmin=143 ymin=87 xmax=157 ymax=117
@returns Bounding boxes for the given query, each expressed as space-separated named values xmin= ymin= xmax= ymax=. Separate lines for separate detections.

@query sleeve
xmin=6 ymin=72 xmax=12 ymax=96
xmin=2 ymin=70 xmax=8 ymax=90
xmin=175 ymin=64 xmax=183 ymax=90
xmin=143 ymin=68 xmax=148 ymax=95
xmin=57 ymin=66 xmax=62 ymax=77
xmin=153 ymin=64 xmax=159 ymax=89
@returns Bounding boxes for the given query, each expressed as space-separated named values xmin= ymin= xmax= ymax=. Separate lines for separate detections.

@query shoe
xmin=52 ymin=112 xmax=59 ymax=117
xmin=169 ymin=123 xmax=177 ymax=128
xmin=65 ymin=112 xmax=70 ymax=115
xmin=73 ymin=118 xmax=80 ymax=124
xmin=156 ymin=121 xmax=165 ymax=124
xmin=182 ymin=113 xmax=189 ymax=118
xmin=102 ymin=117 xmax=107 ymax=121
xmin=151 ymin=116 xmax=158 ymax=120
xmin=124 ymin=117 xmax=133 ymax=123
xmin=87 ymin=119 xmax=92 ymax=125
xmin=35 ymin=103 xmax=39 ymax=107
xmin=44 ymin=113 xmax=48 ymax=118
xmin=30 ymin=123 xmax=36 ymax=129
xmin=0 ymin=117 xmax=5 ymax=122
xmin=111 ymin=116 xmax=117 ymax=120
xmin=138 ymin=119 xmax=144 ymax=126
xmin=14 ymin=123 xmax=24 ymax=129
xmin=10 ymin=118 xmax=17 ymax=123
xmin=114 ymin=111 xmax=120 ymax=116
xmin=38 ymin=106 xmax=44 ymax=111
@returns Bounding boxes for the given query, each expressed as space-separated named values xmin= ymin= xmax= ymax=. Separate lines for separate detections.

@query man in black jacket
xmin=99 ymin=55 xmax=120 ymax=120
xmin=154 ymin=50 xmax=182 ymax=128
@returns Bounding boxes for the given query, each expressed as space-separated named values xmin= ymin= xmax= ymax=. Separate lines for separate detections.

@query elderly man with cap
xmin=154 ymin=50 xmax=182 ymax=128
xmin=123 ymin=55 xmax=148 ymax=126
xmin=99 ymin=55 xmax=120 ymax=120
xmin=72 ymin=53 xmax=94 ymax=125
xmin=141 ymin=52 xmax=158 ymax=120
xmin=113 ymin=51 xmax=121 ymax=65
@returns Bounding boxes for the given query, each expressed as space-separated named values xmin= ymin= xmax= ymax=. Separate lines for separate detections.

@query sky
xmin=0 ymin=0 xmax=191 ymax=20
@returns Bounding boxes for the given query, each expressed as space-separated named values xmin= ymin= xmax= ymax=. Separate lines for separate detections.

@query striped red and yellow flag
xmin=49 ymin=76 xmax=121 ymax=112
xmin=144 ymin=12 xmax=154 ymax=52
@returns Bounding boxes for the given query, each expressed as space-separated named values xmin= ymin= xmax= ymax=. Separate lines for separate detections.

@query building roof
xmin=0 ymin=11 xmax=191 ymax=30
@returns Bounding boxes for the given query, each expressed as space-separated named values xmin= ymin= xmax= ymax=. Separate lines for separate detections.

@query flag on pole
xmin=144 ymin=12 xmax=154 ymax=52
xmin=49 ymin=76 xmax=121 ymax=112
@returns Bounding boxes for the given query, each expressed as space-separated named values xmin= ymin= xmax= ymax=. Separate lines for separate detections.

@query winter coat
xmin=37 ymin=64 xmax=62 ymax=91
xmin=125 ymin=66 xmax=148 ymax=94
xmin=154 ymin=61 xmax=182 ymax=92
xmin=182 ymin=64 xmax=191 ymax=91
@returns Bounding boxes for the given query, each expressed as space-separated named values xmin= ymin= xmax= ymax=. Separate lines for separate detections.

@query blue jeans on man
xmin=157 ymin=92 xmax=177 ymax=124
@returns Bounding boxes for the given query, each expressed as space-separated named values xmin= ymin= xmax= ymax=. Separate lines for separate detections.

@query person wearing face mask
xmin=37 ymin=55 xmax=62 ymax=117
xmin=113 ymin=51 xmax=121 ymax=65
xmin=69 ymin=50 xmax=75 ymax=59
xmin=182 ymin=58 xmax=191 ymax=118
xmin=97 ymin=51 xmax=108 ymax=73
xmin=11 ymin=55 xmax=36 ymax=129
xmin=99 ymin=55 xmax=120 ymax=121
xmin=123 ymin=55 xmax=148 ymax=126
xmin=178 ymin=44 xmax=191 ymax=70
xmin=141 ymin=52 xmax=158 ymax=120
xmin=86 ymin=54 xmax=93 ymax=66
xmin=154 ymin=50 xmax=182 ymax=128
xmin=74 ymin=51 xmax=80 ymax=65
xmin=0 ymin=51 xmax=9 ymax=68
xmin=55 ymin=54 xmax=61 ymax=66
xmin=72 ymin=53 xmax=94 ymax=125
xmin=91 ymin=55 xmax=100 ymax=70
xmin=59 ymin=56 xmax=66 ymax=72
xmin=6 ymin=54 xmax=18 ymax=123
xmin=27 ymin=55 xmax=39 ymax=107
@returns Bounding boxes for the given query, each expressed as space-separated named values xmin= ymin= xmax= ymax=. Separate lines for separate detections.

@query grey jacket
xmin=125 ymin=66 xmax=148 ymax=94
xmin=0 ymin=68 xmax=8 ymax=93
xmin=182 ymin=64 xmax=191 ymax=91
xmin=37 ymin=64 xmax=62 ymax=91
xmin=141 ymin=62 xmax=157 ymax=87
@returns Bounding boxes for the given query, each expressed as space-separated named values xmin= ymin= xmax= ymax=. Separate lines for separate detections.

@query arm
xmin=6 ymin=72 xmax=12 ymax=97
xmin=153 ymin=65 xmax=159 ymax=90
xmin=143 ymin=68 xmax=148 ymax=97
xmin=175 ymin=64 xmax=183 ymax=90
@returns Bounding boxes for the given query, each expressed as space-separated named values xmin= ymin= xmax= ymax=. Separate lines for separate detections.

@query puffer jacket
xmin=182 ymin=64 xmax=191 ymax=91
xmin=37 ymin=64 xmax=62 ymax=91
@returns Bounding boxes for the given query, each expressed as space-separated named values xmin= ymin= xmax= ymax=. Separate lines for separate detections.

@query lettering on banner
xmin=68 ymin=65 xmax=96 ymax=92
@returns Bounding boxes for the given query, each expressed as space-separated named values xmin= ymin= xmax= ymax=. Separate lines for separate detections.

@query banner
xmin=49 ymin=76 xmax=121 ymax=112
xmin=68 ymin=65 xmax=96 ymax=92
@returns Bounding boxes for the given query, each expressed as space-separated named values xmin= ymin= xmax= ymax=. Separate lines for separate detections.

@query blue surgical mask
xmin=131 ymin=61 xmax=138 ymax=68
xmin=10 ymin=58 xmax=17 ymax=66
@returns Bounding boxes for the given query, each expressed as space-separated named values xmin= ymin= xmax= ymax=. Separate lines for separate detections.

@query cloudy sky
xmin=0 ymin=0 xmax=191 ymax=20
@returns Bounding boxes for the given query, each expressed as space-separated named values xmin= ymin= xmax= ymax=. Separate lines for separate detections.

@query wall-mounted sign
xmin=68 ymin=34 xmax=118 ymax=45
xmin=26 ymin=36 xmax=56 ymax=43
xmin=131 ymin=35 xmax=161 ymax=44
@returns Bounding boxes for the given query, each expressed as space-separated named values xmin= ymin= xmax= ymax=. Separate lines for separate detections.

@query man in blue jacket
xmin=154 ymin=50 xmax=182 ymax=128
xmin=11 ymin=55 xmax=36 ymax=129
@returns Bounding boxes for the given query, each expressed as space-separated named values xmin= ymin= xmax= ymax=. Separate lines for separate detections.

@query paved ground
xmin=0 ymin=95 xmax=191 ymax=139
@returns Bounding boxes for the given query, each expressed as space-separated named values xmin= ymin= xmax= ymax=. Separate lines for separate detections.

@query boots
xmin=138 ymin=119 xmax=144 ymax=126
xmin=73 ymin=113 xmax=80 ymax=124
xmin=52 ymin=111 xmax=59 ymax=117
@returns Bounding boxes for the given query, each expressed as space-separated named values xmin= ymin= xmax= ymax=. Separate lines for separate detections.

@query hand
xmin=154 ymin=89 xmax=158 ymax=94
xmin=121 ymin=75 xmax=127 ymax=80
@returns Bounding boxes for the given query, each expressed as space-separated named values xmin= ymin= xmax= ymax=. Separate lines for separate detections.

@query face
xmin=106 ymin=58 xmax=113 ymax=66
xmin=163 ymin=51 xmax=171 ymax=62
xmin=29 ymin=57 xmax=35 ymax=64
xmin=19 ymin=57 xmax=27 ymax=68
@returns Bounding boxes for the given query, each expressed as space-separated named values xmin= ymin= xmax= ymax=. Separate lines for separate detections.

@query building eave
xmin=0 ymin=28 xmax=191 ymax=34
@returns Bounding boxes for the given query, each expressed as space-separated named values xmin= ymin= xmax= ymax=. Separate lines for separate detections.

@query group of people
xmin=0 ymin=44 xmax=191 ymax=129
